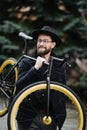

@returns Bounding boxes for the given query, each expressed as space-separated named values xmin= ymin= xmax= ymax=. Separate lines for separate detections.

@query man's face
xmin=37 ymin=34 xmax=56 ymax=56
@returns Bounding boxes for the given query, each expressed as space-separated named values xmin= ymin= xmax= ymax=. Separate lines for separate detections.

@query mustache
xmin=38 ymin=45 xmax=46 ymax=48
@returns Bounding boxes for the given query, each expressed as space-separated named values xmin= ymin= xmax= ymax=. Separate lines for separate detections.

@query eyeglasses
xmin=37 ymin=39 xmax=53 ymax=44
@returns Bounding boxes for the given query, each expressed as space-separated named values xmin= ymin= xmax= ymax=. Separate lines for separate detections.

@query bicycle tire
xmin=8 ymin=81 xmax=86 ymax=130
xmin=0 ymin=58 xmax=18 ymax=116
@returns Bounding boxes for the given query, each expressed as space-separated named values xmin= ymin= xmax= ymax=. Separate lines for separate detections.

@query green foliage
xmin=0 ymin=21 xmax=22 ymax=33
xmin=0 ymin=20 xmax=32 ymax=63
xmin=0 ymin=36 xmax=11 ymax=44
xmin=0 ymin=0 xmax=87 ymax=87
xmin=79 ymin=74 xmax=87 ymax=86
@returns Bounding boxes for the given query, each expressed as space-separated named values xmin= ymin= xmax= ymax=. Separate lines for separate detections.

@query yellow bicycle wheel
xmin=8 ymin=81 xmax=86 ymax=130
xmin=0 ymin=58 xmax=18 ymax=116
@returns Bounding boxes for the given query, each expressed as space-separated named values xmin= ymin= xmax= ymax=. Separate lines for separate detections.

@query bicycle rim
xmin=0 ymin=58 xmax=18 ymax=116
xmin=8 ymin=81 xmax=86 ymax=130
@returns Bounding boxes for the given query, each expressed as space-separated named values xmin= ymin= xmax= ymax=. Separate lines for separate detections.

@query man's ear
xmin=52 ymin=42 xmax=56 ymax=49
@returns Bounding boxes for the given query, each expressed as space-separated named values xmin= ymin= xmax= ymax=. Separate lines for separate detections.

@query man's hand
xmin=34 ymin=56 xmax=46 ymax=70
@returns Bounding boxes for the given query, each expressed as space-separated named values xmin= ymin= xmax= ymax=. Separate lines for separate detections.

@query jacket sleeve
xmin=16 ymin=58 xmax=38 ymax=93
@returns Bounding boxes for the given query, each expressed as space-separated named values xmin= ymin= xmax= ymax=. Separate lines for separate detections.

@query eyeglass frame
xmin=37 ymin=39 xmax=53 ymax=44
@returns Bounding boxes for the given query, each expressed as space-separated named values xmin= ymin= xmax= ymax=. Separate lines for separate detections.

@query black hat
xmin=32 ymin=26 xmax=61 ymax=46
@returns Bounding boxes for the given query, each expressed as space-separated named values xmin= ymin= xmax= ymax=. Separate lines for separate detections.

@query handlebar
xmin=51 ymin=54 xmax=71 ymax=67
xmin=22 ymin=54 xmax=71 ymax=67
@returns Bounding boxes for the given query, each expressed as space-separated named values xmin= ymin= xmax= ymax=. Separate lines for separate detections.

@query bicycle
xmin=0 ymin=32 xmax=86 ymax=130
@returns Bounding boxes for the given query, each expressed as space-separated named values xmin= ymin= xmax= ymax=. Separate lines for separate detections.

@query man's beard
xmin=37 ymin=47 xmax=51 ymax=56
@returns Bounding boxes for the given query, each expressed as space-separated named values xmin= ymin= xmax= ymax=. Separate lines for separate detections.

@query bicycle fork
xmin=42 ymin=57 xmax=53 ymax=125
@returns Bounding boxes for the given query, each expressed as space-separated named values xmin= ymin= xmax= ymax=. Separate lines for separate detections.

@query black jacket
xmin=16 ymin=51 xmax=66 ymax=129
xmin=16 ymin=52 xmax=66 ymax=92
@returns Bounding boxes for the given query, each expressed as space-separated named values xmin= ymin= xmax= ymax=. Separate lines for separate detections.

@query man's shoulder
xmin=19 ymin=56 xmax=35 ymax=66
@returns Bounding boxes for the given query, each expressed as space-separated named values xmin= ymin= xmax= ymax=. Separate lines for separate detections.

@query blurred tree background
xmin=0 ymin=0 xmax=87 ymax=88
